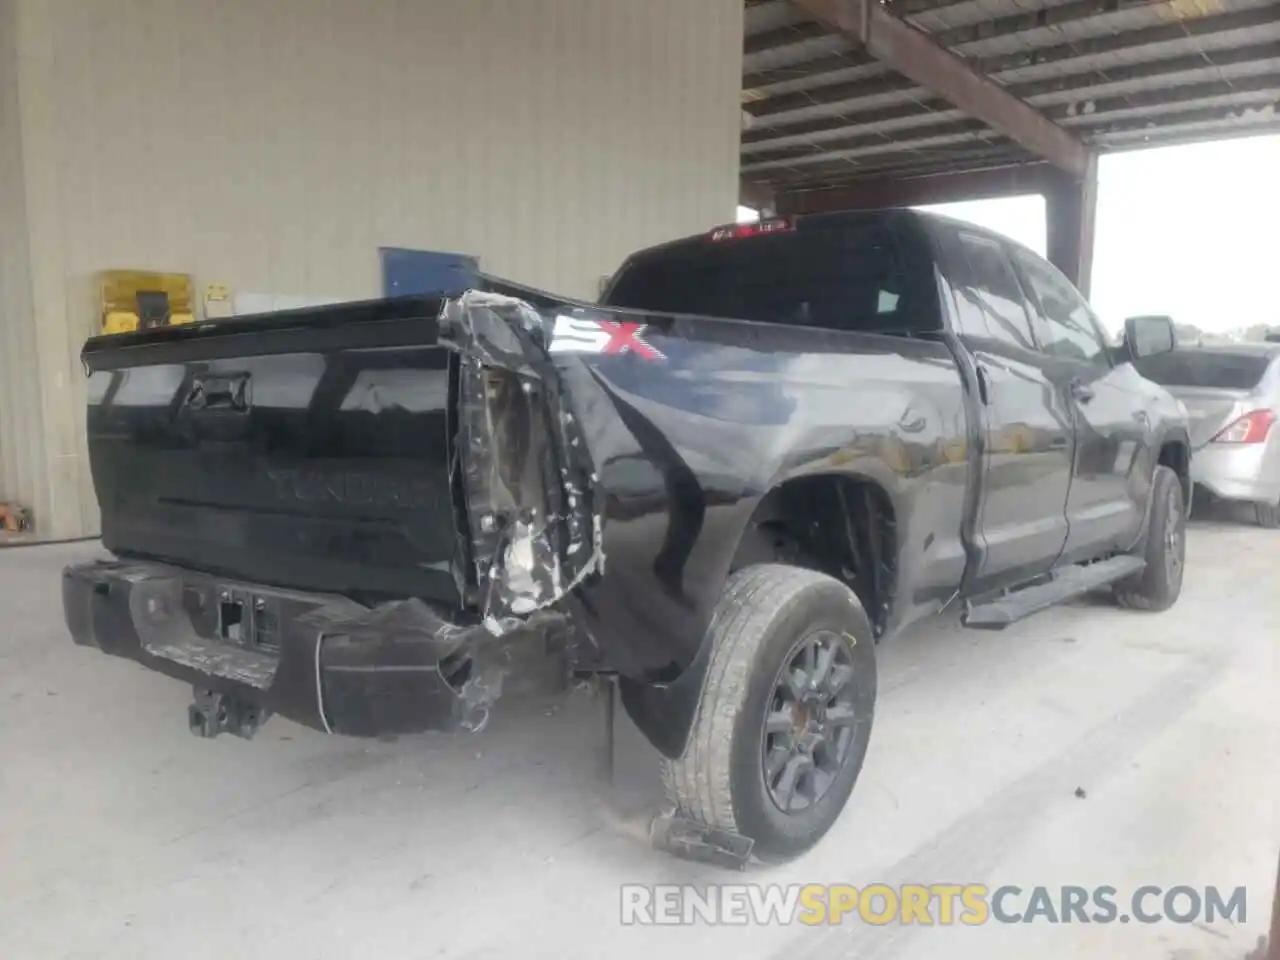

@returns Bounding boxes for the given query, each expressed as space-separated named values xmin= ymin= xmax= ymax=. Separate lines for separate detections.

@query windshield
xmin=1135 ymin=350 xmax=1273 ymax=389
xmin=605 ymin=221 xmax=937 ymax=335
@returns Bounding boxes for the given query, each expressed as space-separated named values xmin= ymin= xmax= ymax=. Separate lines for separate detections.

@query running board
xmin=963 ymin=556 xmax=1146 ymax=630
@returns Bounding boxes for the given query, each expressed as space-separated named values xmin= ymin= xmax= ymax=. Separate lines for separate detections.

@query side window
xmin=947 ymin=230 xmax=1039 ymax=352
xmin=1013 ymin=249 xmax=1109 ymax=366
xmin=933 ymin=228 xmax=987 ymax=339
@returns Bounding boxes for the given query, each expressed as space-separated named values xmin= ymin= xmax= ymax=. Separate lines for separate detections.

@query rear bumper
xmin=1191 ymin=444 xmax=1280 ymax=504
xmin=63 ymin=559 xmax=518 ymax=737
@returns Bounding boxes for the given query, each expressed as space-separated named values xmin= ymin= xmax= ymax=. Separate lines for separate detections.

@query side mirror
xmin=1125 ymin=315 xmax=1176 ymax=359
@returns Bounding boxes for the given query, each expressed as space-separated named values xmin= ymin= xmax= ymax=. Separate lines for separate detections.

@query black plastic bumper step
xmin=963 ymin=555 xmax=1146 ymax=630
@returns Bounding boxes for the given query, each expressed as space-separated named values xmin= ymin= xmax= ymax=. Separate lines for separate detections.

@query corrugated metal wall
xmin=0 ymin=0 xmax=744 ymax=538
xmin=0 ymin=0 xmax=45 ymax=528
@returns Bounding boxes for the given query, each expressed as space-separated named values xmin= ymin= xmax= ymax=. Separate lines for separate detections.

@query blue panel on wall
xmin=380 ymin=248 xmax=478 ymax=298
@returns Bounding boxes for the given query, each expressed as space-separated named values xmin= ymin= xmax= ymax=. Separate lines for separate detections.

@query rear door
xmin=1010 ymin=247 xmax=1150 ymax=563
xmin=935 ymin=226 xmax=1073 ymax=591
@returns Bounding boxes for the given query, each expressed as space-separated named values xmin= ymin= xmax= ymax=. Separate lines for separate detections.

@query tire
xmin=660 ymin=564 xmax=877 ymax=863
xmin=1254 ymin=501 xmax=1280 ymax=528
xmin=1113 ymin=465 xmax=1186 ymax=612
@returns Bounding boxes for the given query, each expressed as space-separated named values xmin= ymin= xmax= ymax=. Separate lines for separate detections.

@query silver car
xmin=1135 ymin=344 xmax=1280 ymax=526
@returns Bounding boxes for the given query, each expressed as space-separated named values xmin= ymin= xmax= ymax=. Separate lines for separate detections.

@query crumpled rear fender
xmin=437 ymin=285 xmax=940 ymax=758
xmin=437 ymin=289 xmax=758 ymax=687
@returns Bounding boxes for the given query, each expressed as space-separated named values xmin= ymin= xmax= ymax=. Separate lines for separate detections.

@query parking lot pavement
xmin=1 ymin=517 xmax=1276 ymax=960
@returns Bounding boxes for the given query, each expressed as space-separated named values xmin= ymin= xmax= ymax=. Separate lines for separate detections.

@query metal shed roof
xmin=741 ymin=0 xmax=1280 ymax=201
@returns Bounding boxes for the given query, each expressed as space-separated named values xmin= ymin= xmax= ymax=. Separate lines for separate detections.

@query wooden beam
xmin=790 ymin=0 xmax=1092 ymax=177
xmin=745 ymin=4 xmax=1280 ymax=96
xmin=776 ymin=162 xmax=1060 ymax=215
xmin=745 ymin=40 xmax=1280 ymax=145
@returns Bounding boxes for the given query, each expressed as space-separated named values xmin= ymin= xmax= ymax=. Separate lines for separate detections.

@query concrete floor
xmin=1 ymin=512 xmax=1276 ymax=959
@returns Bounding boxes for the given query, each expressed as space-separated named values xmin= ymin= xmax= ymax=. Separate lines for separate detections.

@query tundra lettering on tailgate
xmin=266 ymin=468 xmax=434 ymax=509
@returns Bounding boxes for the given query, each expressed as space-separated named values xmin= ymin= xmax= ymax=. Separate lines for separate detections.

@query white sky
xmin=740 ymin=134 xmax=1280 ymax=335
xmin=916 ymin=193 xmax=1048 ymax=257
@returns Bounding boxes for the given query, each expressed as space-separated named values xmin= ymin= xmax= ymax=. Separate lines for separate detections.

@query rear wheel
xmin=1254 ymin=501 xmax=1280 ymax=528
xmin=1113 ymin=465 xmax=1186 ymax=612
xmin=660 ymin=565 xmax=877 ymax=863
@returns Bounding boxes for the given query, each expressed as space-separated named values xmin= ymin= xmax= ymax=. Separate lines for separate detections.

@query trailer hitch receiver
xmin=188 ymin=687 xmax=272 ymax=740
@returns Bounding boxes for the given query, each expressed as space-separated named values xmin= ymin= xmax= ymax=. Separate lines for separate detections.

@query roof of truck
xmin=613 ymin=207 xmax=1028 ymax=276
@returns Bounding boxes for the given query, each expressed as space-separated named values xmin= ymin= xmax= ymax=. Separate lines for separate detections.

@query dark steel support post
xmin=1044 ymin=155 xmax=1099 ymax=299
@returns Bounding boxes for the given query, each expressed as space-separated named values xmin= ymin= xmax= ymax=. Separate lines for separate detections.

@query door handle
xmin=975 ymin=364 xmax=991 ymax=406
xmin=1069 ymin=377 xmax=1095 ymax=403
xmin=186 ymin=372 xmax=250 ymax=413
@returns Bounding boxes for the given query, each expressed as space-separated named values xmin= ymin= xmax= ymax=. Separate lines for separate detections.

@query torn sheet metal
xmin=439 ymin=290 xmax=604 ymax=635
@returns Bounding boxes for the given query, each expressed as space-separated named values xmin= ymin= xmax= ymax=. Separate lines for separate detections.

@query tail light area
xmin=439 ymin=289 xmax=603 ymax=630
xmin=1211 ymin=409 xmax=1276 ymax=444
xmin=455 ymin=362 xmax=551 ymax=608
xmin=452 ymin=358 xmax=594 ymax=628
xmin=708 ymin=217 xmax=795 ymax=242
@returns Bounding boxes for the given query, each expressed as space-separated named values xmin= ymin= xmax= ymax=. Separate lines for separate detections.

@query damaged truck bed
xmin=65 ymin=209 xmax=1191 ymax=862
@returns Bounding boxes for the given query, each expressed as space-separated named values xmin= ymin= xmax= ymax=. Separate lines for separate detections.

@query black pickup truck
xmin=64 ymin=209 xmax=1190 ymax=863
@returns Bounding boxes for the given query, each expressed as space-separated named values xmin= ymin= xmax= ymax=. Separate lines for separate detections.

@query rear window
xmin=1136 ymin=350 xmax=1272 ymax=389
xmin=604 ymin=222 xmax=934 ymax=335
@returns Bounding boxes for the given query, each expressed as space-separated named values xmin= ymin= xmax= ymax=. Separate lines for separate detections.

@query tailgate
xmin=82 ymin=296 xmax=463 ymax=605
